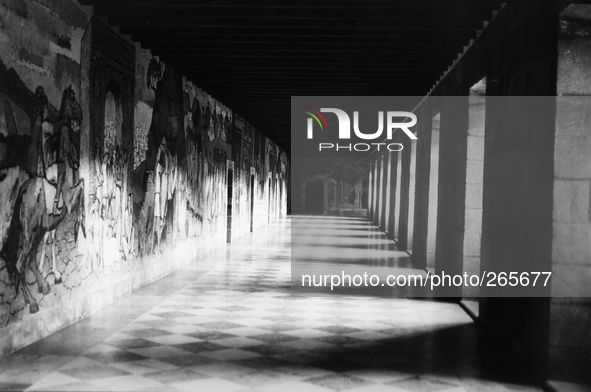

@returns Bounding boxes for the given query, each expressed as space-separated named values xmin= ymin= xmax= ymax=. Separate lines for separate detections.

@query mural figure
xmin=147 ymin=58 xmax=164 ymax=91
xmin=86 ymin=192 xmax=102 ymax=271
xmin=85 ymin=139 xmax=104 ymax=271
xmin=116 ymin=148 xmax=131 ymax=258
xmin=151 ymin=137 xmax=176 ymax=253
xmin=36 ymin=86 xmax=83 ymax=285
xmin=49 ymin=86 xmax=83 ymax=214
xmin=0 ymin=85 xmax=85 ymax=314
xmin=206 ymin=106 xmax=214 ymax=142
xmin=2 ymin=176 xmax=84 ymax=313
xmin=27 ymin=86 xmax=51 ymax=177
xmin=96 ymin=144 xmax=127 ymax=268
xmin=121 ymin=192 xmax=134 ymax=260
xmin=190 ymin=98 xmax=202 ymax=152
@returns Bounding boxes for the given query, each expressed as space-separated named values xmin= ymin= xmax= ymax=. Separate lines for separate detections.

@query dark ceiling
xmin=80 ymin=0 xmax=502 ymax=153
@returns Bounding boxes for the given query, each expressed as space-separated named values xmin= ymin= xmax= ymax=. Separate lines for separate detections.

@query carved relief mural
xmin=0 ymin=8 xmax=288 ymax=356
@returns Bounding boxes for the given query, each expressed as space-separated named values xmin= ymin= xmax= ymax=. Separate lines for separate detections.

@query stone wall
xmin=409 ymin=104 xmax=434 ymax=266
xmin=550 ymin=4 xmax=591 ymax=382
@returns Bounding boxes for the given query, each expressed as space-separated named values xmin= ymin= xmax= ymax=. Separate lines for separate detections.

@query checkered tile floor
xmin=0 ymin=217 xmax=542 ymax=391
